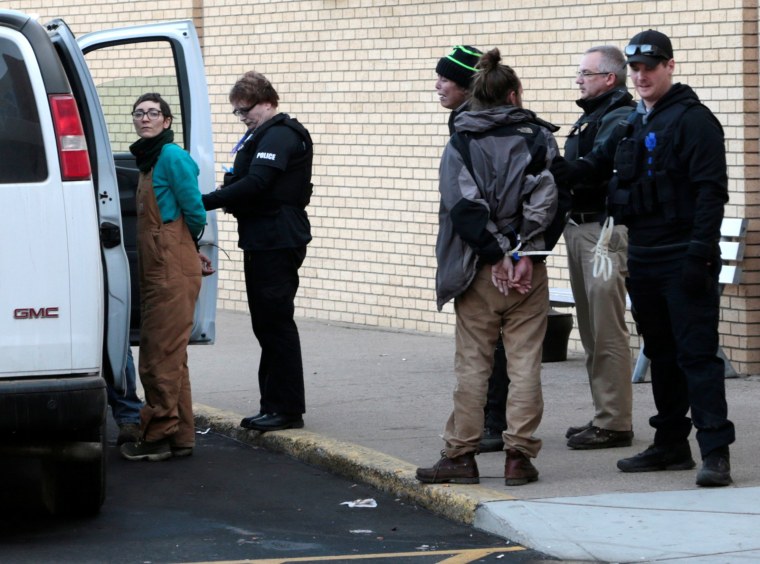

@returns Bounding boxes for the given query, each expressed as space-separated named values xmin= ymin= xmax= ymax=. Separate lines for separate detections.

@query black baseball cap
xmin=625 ymin=29 xmax=673 ymax=66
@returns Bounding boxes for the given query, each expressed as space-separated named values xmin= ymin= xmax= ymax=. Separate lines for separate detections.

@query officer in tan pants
xmin=556 ymin=46 xmax=635 ymax=450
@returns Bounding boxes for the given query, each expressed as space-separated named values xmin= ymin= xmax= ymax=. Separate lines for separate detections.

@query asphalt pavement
xmin=183 ymin=309 xmax=760 ymax=563
xmin=4 ymin=429 xmax=542 ymax=562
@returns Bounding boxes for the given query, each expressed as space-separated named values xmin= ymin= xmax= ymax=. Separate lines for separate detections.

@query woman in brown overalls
xmin=120 ymin=93 xmax=211 ymax=461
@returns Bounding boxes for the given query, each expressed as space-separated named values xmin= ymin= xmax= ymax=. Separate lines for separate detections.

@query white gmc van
xmin=0 ymin=9 xmax=217 ymax=516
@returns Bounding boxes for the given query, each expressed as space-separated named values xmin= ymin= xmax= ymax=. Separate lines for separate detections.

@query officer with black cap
xmin=551 ymin=29 xmax=735 ymax=487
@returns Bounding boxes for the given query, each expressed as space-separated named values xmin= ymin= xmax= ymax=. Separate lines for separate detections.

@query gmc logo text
xmin=13 ymin=307 xmax=60 ymax=319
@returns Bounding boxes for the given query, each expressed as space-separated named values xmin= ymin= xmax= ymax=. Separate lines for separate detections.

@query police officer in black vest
xmin=203 ymin=71 xmax=313 ymax=433
xmin=552 ymin=30 xmax=734 ymax=487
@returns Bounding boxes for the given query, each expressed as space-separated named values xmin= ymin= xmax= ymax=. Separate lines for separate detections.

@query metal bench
xmin=549 ymin=217 xmax=747 ymax=382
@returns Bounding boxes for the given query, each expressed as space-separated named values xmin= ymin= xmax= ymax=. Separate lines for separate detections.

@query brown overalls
xmin=136 ymin=169 xmax=201 ymax=447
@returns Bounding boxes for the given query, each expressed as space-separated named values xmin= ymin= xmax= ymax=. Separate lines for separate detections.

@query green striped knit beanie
xmin=436 ymin=45 xmax=483 ymax=88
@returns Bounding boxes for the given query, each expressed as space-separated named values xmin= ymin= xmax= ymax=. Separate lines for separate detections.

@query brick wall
xmin=14 ymin=0 xmax=759 ymax=374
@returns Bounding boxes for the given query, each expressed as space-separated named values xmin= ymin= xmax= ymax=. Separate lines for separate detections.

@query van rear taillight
xmin=49 ymin=94 xmax=91 ymax=181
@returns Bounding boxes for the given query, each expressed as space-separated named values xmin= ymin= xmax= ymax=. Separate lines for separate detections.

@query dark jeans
xmin=107 ymin=347 xmax=142 ymax=425
xmin=627 ymin=255 xmax=735 ymax=458
xmin=484 ymin=338 xmax=509 ymax=432
xmin=244 ymin=247 xmax=307 ymax=415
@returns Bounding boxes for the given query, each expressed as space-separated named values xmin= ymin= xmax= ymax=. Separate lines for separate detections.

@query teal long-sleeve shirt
xmin=152 ymin=143 xmax=206 ymax=239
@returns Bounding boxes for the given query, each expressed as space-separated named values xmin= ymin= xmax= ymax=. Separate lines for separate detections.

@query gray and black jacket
xmin=435 ymin=105 xmax=559 ymax=310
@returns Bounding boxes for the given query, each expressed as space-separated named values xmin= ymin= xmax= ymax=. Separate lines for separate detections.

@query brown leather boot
xmin=504 ymin=448 xmax=539 ymax=486
xmin=416 ymin=451 xmax=479 ymax=484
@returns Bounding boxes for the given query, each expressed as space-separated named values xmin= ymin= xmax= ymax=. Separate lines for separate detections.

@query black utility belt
xmin=569 ymin=211 xmax=603 ymax=224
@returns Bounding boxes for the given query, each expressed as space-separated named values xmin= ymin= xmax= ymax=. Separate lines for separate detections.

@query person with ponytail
xmin=120 ymin=92 xmax=209 ymax=461
xmin=417 ymin=49 xmax=559 ymax=486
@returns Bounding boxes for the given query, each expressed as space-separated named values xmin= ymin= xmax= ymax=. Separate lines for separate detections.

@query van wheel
xmin=42 ymin=422 xmax=106 ymax=517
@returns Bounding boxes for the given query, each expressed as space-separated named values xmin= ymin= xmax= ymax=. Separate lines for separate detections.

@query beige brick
xmin=28 ymin=0 xmax=759 ymax=373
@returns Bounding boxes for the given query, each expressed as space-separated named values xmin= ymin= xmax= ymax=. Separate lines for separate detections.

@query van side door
xmin=77 ymin=21 xmax=218 ymax=347
xmin=45 ymin=18 xmax=131 ymax=392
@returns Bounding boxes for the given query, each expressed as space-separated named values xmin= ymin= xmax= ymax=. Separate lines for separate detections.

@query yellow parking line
xmin=434 ymin=547 xmax=526 ymax=563
xmin=198 ymin=546 xmax=525 ymax=563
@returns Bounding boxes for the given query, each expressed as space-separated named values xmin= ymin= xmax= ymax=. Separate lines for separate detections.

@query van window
xmin=84 ymin=40 xmax=185 ymax=154
xmin=0 ymin=38 xmax=47 ymax=183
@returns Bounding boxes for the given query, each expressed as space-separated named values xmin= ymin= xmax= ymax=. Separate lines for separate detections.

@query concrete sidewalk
xmin=186 ymin=310 xmax=760 ymax=563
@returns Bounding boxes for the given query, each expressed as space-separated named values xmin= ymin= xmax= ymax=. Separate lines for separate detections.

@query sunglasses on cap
xmin=625 ymin=44 xmax=670 ymax=59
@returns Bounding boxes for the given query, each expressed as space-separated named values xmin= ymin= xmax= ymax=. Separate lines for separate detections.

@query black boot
xmin=617 ymin=442 xmax=695 ymax=473
xmin=696 ymin=446 xmax=732 ymax=487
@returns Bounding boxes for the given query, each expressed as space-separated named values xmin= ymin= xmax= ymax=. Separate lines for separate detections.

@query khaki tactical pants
xmin=564 ymin=222 xmax=632 ymax=432
xmin=444 ymin=262 xmax=548 ymax=459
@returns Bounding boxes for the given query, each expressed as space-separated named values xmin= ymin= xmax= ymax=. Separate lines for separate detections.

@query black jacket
xmin=203 ymin=113 xmax=313 ymax=251
xmin=585 ymin=83 xmax=727 ymax=259
xmin=563 ymin=87 xmax=635 ymax=215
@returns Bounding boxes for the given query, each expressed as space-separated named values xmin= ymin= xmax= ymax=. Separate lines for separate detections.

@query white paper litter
xmin=340 ymin=498 xmax=377 ymax=508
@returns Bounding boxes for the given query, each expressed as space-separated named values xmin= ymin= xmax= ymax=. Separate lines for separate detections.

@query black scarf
xmin=130 ymin=128 xmax=175 ymax=173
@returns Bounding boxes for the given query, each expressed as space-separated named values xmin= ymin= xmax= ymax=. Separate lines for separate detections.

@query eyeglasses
xmin=232 ymin=104 xmax=255 ymax=117
xmin=576 ymin=70 xmax=612 ymax=78
xmin=625 ymin=44 xmax=670 ymax=59
xmin=131 ymin=109 xmax=163 ymax=120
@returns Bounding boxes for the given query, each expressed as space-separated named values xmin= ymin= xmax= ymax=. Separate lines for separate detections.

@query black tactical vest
xmin=608 ymin=99 xmax=710 ymax=224
xmin=565 ymin=94 xmax=634 ymax=160
xmin=564 ymin=90 xmax=635 ymax=214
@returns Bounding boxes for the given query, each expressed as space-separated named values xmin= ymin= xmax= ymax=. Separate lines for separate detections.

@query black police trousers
xmin=244 ymin=246 xmax=307 ymax=416
xmin=626 ymin=254 xmax=735 ymax=458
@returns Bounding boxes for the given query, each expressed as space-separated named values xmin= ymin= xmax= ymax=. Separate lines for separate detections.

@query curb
xmin=193 ymin=403 xmax=516 ymax=525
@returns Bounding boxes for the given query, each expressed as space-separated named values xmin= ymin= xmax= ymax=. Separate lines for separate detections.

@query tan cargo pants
xmin=443 ymin=262 xmax=548 ymax=459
